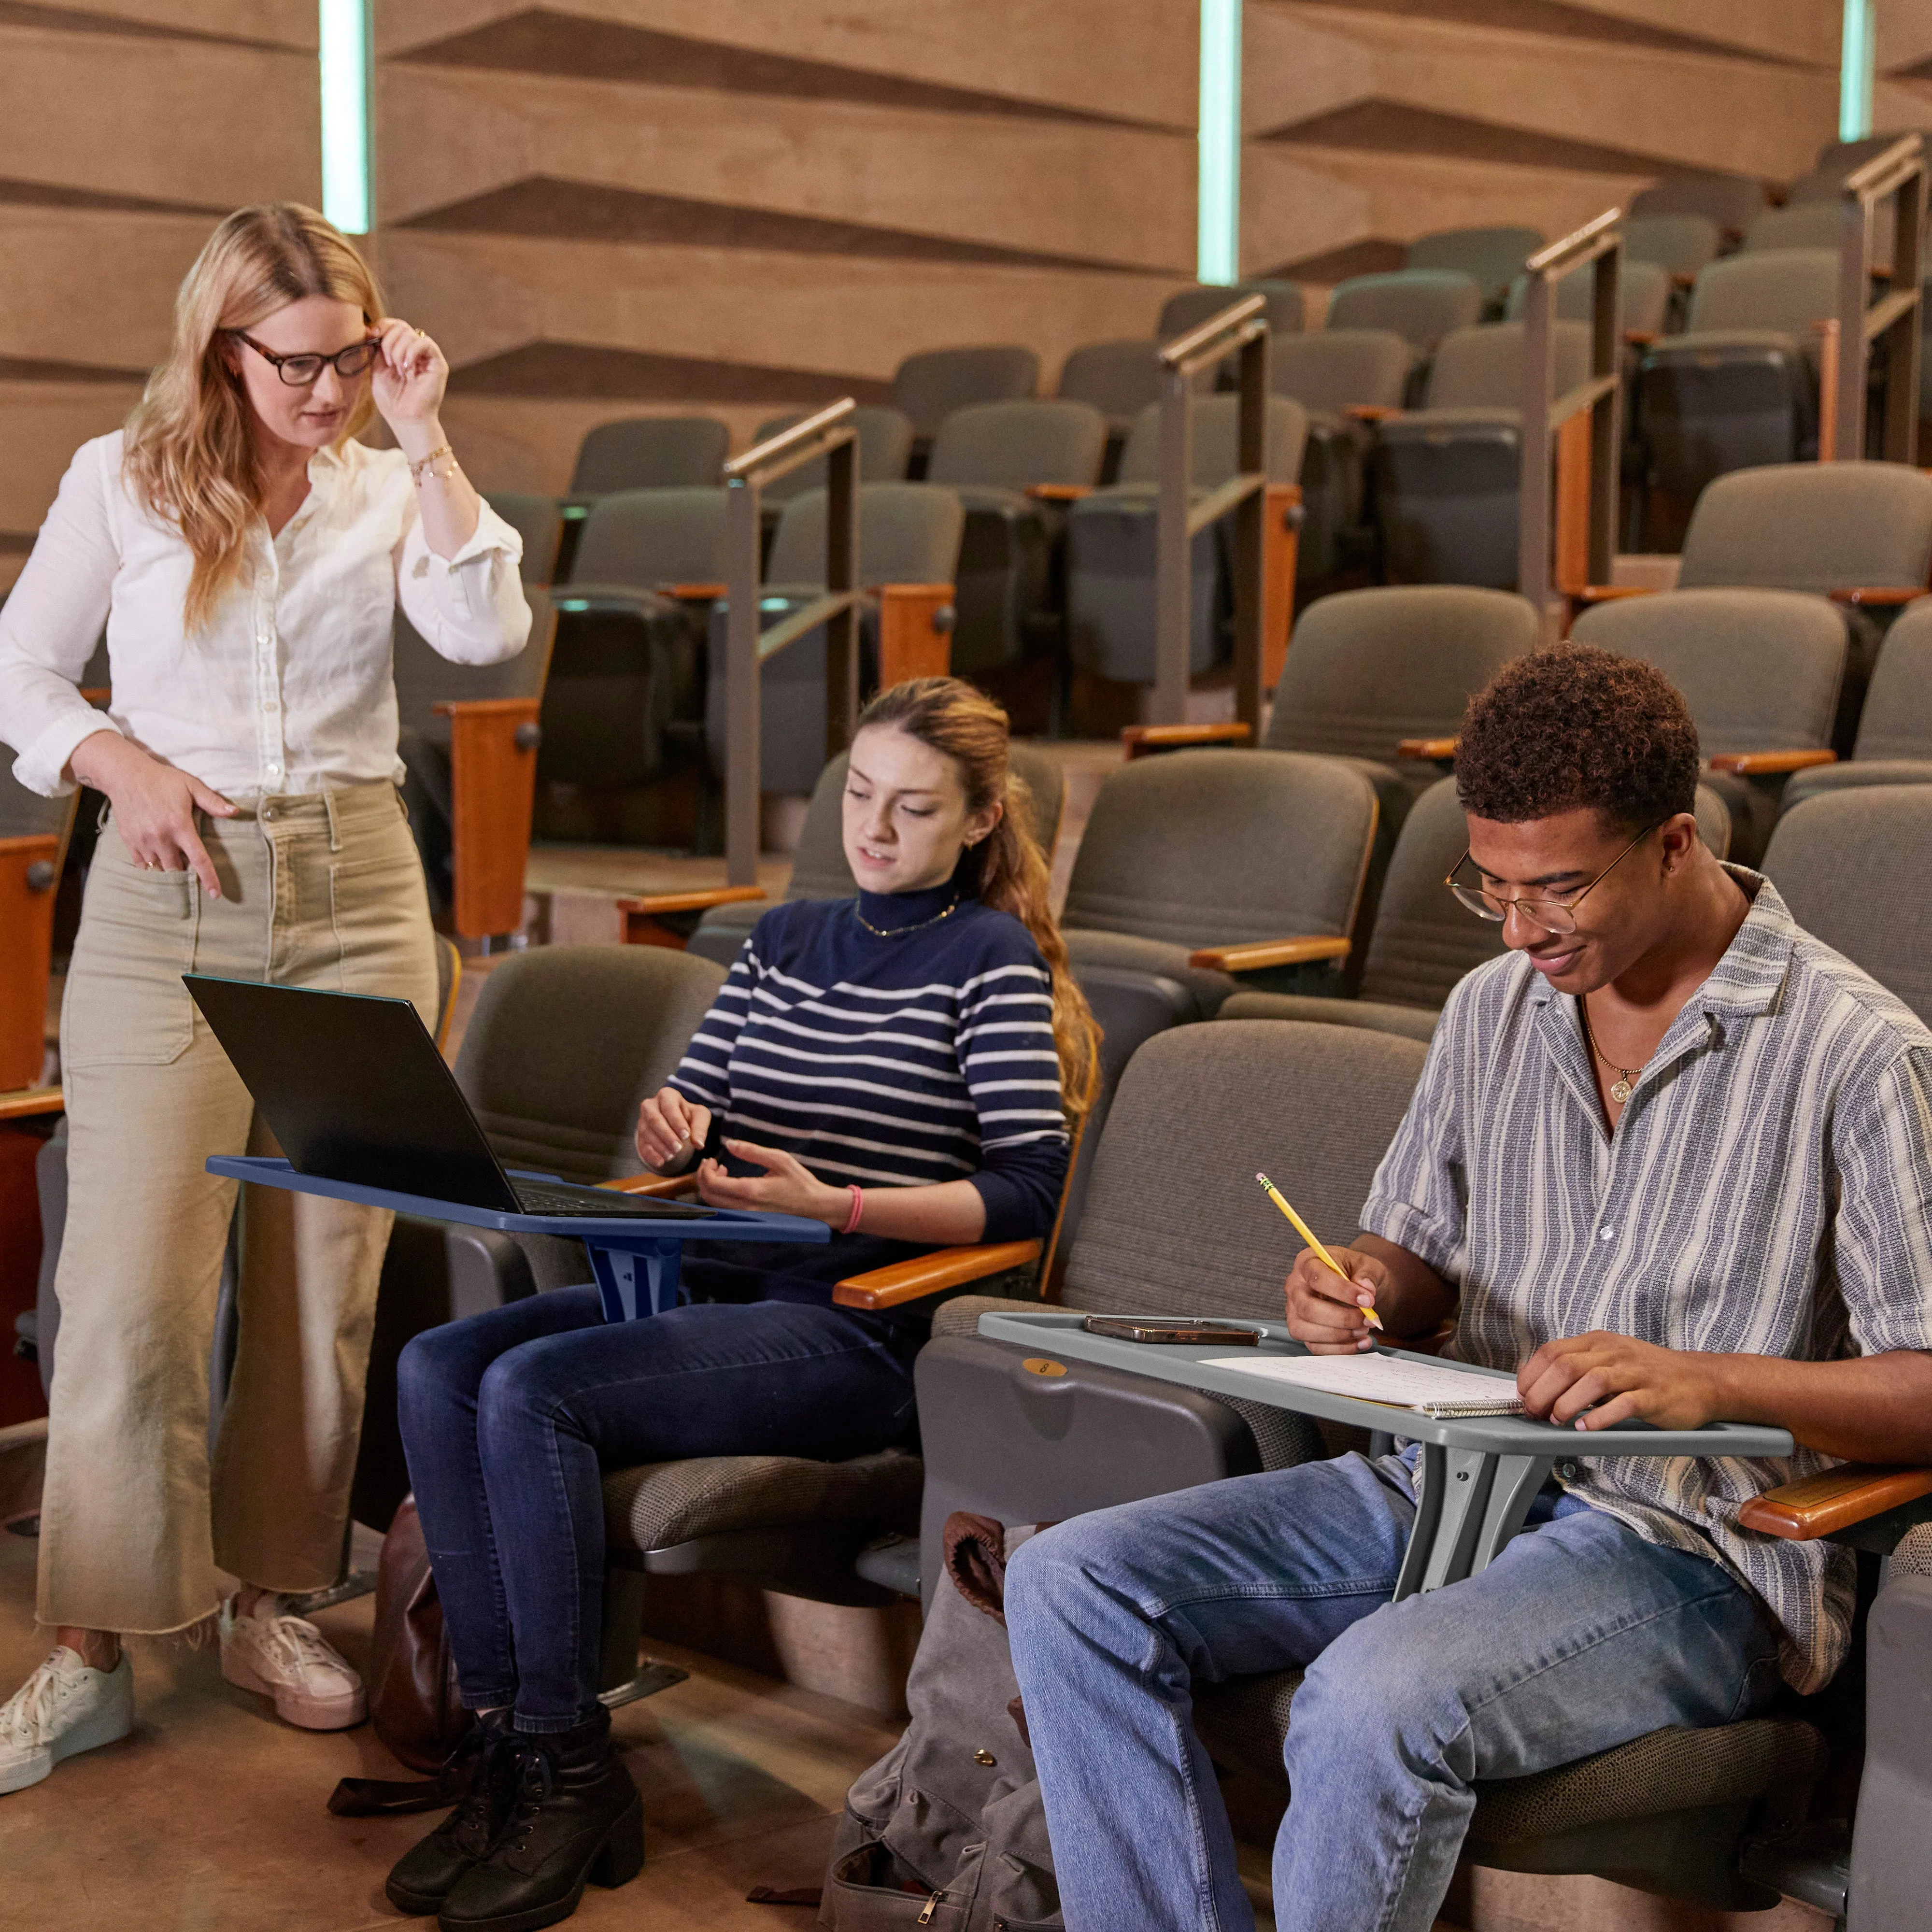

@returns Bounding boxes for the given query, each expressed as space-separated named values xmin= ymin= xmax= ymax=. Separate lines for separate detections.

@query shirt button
xmin=263 ymin=698 xmax=278 ymax=713
xmin=1598 ymin=1226 xmax=1615 ymax=1244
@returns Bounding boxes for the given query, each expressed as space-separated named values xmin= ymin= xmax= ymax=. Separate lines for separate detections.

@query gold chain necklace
xmin=853 ymin=893 xmax=961 ymax=938
xmin=1579 ymin=999 xmax=1644 ymax=1106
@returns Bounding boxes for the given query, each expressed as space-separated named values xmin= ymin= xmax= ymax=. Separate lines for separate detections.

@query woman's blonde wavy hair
xmin=122 ymin=203 xmax=384 ymax=632
xmin=855 ymin=677 xmax=1103 ymax=1126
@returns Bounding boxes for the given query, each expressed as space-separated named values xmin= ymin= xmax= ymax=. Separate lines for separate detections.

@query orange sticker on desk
xmin=1022 ymin=1358 xmax=1067 ymax=1378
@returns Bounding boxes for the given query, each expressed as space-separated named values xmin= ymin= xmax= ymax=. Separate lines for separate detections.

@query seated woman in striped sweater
xmin=388 ymin=677 xmax=1100 ymax=1932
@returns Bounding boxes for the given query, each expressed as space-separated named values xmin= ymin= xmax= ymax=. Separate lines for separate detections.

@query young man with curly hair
xmin=1005 ymin=645 xmax=1932 ymax=1932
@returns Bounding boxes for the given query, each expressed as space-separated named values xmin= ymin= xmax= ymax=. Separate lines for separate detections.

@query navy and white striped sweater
xmin=668 ymin=883 xmax=1071 ymax=1311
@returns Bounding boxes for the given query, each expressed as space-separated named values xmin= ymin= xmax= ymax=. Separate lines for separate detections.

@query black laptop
xmin=184 ymin=975 xmax=711 ymax=1221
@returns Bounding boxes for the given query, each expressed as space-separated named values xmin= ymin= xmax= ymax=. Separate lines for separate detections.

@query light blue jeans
xmin=1003 ymin=1450 xmax=1783 ymax=1932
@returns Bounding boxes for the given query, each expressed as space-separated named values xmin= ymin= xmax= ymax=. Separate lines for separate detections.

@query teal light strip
xmin=319 ymin=0 xmax=372 ymax=233
xmin=1197 ymin=0 xmax=1242 ymax=285
xmin=1840 ymin=0 xmax=1875 ymax=143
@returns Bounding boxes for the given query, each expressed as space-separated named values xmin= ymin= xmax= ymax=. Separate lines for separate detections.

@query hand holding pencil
xmin=1259 ymin=1172 xmax=1389 ymax=1352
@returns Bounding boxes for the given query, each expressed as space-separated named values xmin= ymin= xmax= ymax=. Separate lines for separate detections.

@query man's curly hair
xmin=1455 ymin=644 xmax=1701 ymax=831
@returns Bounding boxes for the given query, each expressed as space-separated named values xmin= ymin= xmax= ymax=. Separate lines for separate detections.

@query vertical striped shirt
xmin=670 ymin=883 xmax=1070 ymax=1249
xmin=1361 ymin=870 xmax=1932 ymax=1693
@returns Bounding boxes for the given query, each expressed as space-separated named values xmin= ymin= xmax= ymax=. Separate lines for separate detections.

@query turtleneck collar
xmin=854 ymin=878 xmax=966 ymax=934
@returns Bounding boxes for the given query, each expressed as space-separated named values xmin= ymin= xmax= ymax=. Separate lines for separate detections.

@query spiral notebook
xmin=1198 ymin=1353 xmax=1526 ymax=1418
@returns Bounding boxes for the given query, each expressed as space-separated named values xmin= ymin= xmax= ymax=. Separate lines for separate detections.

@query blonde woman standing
xmin=0 ymin=203 xmax=529 ymax=1791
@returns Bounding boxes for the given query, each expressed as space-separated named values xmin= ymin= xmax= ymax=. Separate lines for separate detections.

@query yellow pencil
xmin=1256 ymin=1171 xmax=1383 ymax=1331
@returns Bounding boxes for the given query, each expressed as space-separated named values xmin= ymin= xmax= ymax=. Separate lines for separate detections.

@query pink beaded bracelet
xmin=843 ymin=1185 xmax=865 ymax=1234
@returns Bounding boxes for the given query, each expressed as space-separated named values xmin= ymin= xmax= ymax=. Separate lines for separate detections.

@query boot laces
xmin=497 ymin=1739 xmax=556 ymax=1857
xmin=0 ymin=1653 xmax=70 ymax=1749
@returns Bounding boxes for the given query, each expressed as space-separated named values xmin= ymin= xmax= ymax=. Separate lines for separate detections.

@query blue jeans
xmin=1003 ymin=1451 xmax=1783 ymax=1932
xmin=397 ymin=1286 xmax=922 ymax=1732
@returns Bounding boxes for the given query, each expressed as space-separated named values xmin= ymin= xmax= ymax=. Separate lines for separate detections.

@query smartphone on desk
xmin=1081 ymin=1316 xmax=1264 ymax=1346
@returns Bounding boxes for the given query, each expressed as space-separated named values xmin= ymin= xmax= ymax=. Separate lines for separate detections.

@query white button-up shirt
xmin=0 ymin=431 xmax=530 ymax=798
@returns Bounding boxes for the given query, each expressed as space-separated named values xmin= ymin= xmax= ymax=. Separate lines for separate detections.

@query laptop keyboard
xmin=509 ymin=1179 xmax=711 ymax=1220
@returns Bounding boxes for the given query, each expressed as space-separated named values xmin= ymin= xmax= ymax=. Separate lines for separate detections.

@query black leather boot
xmin=385 ymin=1710 xmax=514 ymax=1915
xmin=436 ymin=1711 xmax=643 ymax=1932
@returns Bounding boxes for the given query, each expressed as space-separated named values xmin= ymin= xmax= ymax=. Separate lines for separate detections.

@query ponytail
xmin=856 ymin=678 xmax=1103 ymax=1124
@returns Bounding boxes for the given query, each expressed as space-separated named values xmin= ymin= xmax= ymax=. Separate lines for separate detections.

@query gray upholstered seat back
xmin=393 ymin=586 xmax=557 ymax=743
xmin=1324 ymin=270 xmax=1483 ymax=350
xmin=1358 ymin=776 xmax=1507 ymax=1007
xmin=1264 ymin=585 xmax=1538 ymax=763
xmin=893 ymin=346 xmax=1039 ymax=440
xmin=1622 ymin=213 xmax=1720 ymax=278
xmin=0 ymin=766 xmax=75 ymax=843
xmin=1763 ymin=787 xmax=1932 ymax=1025
xmin=1160 ymin=280 xmax=1306 ymax=340
xmin=1630 ymin=174 xmax=1767 ymax=234
xmin=1064 ymin=749 xmax=1376 ymax=950
xmin=569 ymin=416 xmax=729 ymax=494
xmin=1742 ymin=203 xmax=1851 ymax=252
xmin=1504 ymin=261 xmax=1671 ymax=335
xmin=1061 ymin=1021 xmax=1428 ymax=1320
xmin=784 ymin=743 xmax=1065 ymax=900
xmin=1676 ymin=463 xmax=1932 ymax=594
xmin=1271 ymin=329 xmax=1410 ymax=413
xmin=1407 ymin=226 xmax=1543 ymax=305
xmin=484 ymin=492 xmax=563 ymax=585
xmin=754 ymin=406 xmax=915 ymax=501
xmin=1855 ymin=601 xmax=1932 ymax=759
xmin=1571 ymin=588 xmax=1846 ymax=753
xmin=766 ymin=483 xmax=965 ymax=587
xmin=1686 ymin=251 xmax=1838 ymax=336
xmin=926 ymin=399 xmax=1107 ymax=491
xmin=1425 ymin=321 xmax=1592 ymax=410
xmin=1056 ymin=339 xmax=1166 ymax=431
xmin=568 ymin=487 xmax=728 ymax=587
xmin=1115 ymin=395 xmax=1310 ymax=489
xmin=454 ymin=945 xmax=727 ymax=1182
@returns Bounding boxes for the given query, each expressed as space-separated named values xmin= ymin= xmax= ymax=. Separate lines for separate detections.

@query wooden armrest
xmin=1672 ymin=271 xmax=1697 ymax=290
xmin=1343 ymin=404 xmax=1402 ymax=423
xmin=1120 ymin=721 xmax=1254 ymax=759
xmin=663 ymin=581 xmax=726 ymax=602
xmin=79 ymin=685 xmax=111 ymax=707
xmin=877 ymin=582 xmax=956 ymax=687
xmin=1397 ymin=737 xmax=1458 ymax=761
xmin=1706 ymin=749 xmax=1837 ymax=776
xmin=0 ymin=1086 xmax=64 ymax=1122
xmin=433 ymin=698 xmax=542 ymax=942
xmin=1623 ymin=330 xmax=1657 ymax=346
xmin=1830 ymin=586 xmax=1925 ymax=608
xmin=1024 ymin=483 xmax=1093 ymax=502
xmin=1188 ymin=935 xmax=1351 ymax=973
xmin=833 ymin=1239 xmax=1044 ymax=1310
xmin=597 ymin=1171 xmax=700 ymax=1198
xmin=1570 ymin=585 xmax=1656 ymax=606
xmin=616 ymin=886 xmax=767 ymax=917
xmin=433 ymin=697 xmax=538 ymax=723
xmin=1738 ymin=1464 xmax=1932 ymax=1541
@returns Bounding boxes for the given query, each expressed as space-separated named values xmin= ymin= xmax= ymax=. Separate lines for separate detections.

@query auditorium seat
xmin=1159 ymin=280 xmax=1305 ymax=341
xmin=658 ymin=742 xmax=1063 ymax=963
xmin=1743 ymin=202 xmax=1851 ymax=253
xmin=351 ymin=944 xmax=728 ymax=1529
xmin=1623 ymin=213 xmax=1721 ymax=282
xmin=1503 ymin=257 xmax=1672 ymax=337
xmin=1220 ymin=775 xmax=1733 ymax=1043
xmin=483 ymin=491 xmax=563 ymax=586
xmin=924 ymin=398 xmax=1108 ymax=674
xmin=1269 ymin=330 xmax=1412 ymax=580
xmin=1058 ymin=748 xmax=1378 ymax=1013
xmin=702 ymin=482 xmax=964 ymax=796
xmin=1407 ymin=225 xmax=1544 ymax=316
xmin=1762 ymin=784 xmax=1932 ymax=1025
xmin=751 ymin=405 xmax=915 ymax=501
xmin=1634 ymin=250 xmax=1839 ymax=542
xmin=1056 ymin=339 xmax=1169 ymax=474
xmin=1779 ymin=596 xmax=1932 ymax=811
xmin=0 ymin=767 xmax=76 ymax=1094
xmin=1065 ymin=394 xmax=1308 ymax=688
xmin=1373 ymin=319 xmax=1592 ymax=588
xmin=893 ymin=345 xmax=1040 ymax=470
xmin=1572 ymin=587 xmax=1847 ymax=865
xmin=1629 ymin=172 xmax=1768 ymax=245
xmin=538 ymin=488 xmax=728 ymax=810
xmin=396 ymin=587 xmax=558 ymax=940
xmin=568 ymin=415 xmax=730 ymax=495
xmin=1324 ymin=270 xmax=1484 ymax=361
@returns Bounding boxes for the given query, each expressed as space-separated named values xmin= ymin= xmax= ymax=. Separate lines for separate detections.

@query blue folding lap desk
xmin=206 ymin=1157 xmax=828 ymax=1321
xmin=976 ymin=1311 xmax=1795 ymax=1598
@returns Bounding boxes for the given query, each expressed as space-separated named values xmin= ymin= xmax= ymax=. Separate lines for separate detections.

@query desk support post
xmin=1394 ymin=1442 xmax=1448 ymax=1601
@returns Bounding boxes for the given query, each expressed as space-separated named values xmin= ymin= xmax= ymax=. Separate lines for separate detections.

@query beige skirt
xmin=37 ymin=781 xmax=437 ymax=1634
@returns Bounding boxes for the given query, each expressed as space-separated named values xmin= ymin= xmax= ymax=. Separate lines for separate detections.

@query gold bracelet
xmin=408 ymin=442 xmax=457 ymax=484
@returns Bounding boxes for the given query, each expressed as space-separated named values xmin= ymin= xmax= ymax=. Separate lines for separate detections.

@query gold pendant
xmin=1610 ymin=1078 xmax=1632 ymax=1104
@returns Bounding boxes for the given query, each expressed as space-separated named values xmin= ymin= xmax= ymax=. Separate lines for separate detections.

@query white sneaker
xmin=0 ymin=1647 xmax=135 ymax=1794
xmin=219 ymin=1593 xmax=367 ymax=1731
